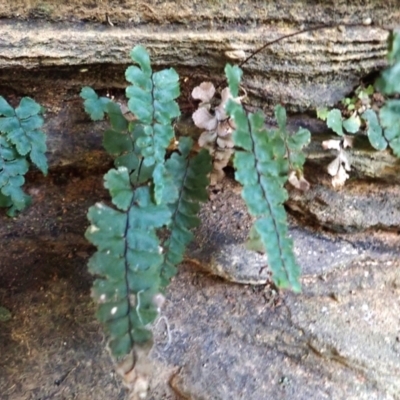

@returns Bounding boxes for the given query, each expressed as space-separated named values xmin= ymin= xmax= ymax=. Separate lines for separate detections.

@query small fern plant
xmin=224 ymin=65 xmax=310 ymax=293
xmin=0 ymin=96 xmax=48 ymax=215
xmin=82 ymin=46 xmax=311 ymax=395
xmin=81 ymin=46 xmax=212 ymax=384
xmin=365 ymin=31 xmax=400 ymax=155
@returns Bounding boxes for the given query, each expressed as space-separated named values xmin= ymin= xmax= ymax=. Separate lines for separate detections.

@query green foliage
xmin=362 ymin=31 xmax=400 ymax=157
xmin=160 ymin=138 xmax=211 ymax=287
xmin=0 ymin=305 xmax=11 ymax=322
xmin=125 ymin=45 xmax=180 ymax=168
xmin=83 ymin=46 xmax=211 ymax=359
xmin=376 ymin=31 xmax=400 ymax=94
xmin=225 ymin=64 xmax=310 ymax=292
xmin=80 ymin=87 xmax=110 ymax=121
xmin=318 ymin=108 xmax=361 ymax=136
xmin=341 ymin=85 xmax=374 ymax=111
xmin=0 ymin=96 xmax=47 ymax=216
xmin=225 ymin=64 xmax=243 ymax=98
xmin=86 ymin=176 xmax=170 ymax=356
xmin=362 ymin=109 xmax=387 ymax=151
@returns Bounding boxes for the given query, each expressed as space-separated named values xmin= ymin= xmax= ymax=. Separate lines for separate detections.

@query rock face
xmin=0 ymin=1 xmax=396 ymax=110
xmin=152 ymin=255 xmax=400 ymax=400
xmin=0 ymin=2 xmax=400 ymax=399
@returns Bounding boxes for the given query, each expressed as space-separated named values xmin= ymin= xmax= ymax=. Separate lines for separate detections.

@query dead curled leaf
xmin=114 ymin=343 xmax=154 ymax=400
xmin=198 ymin=130 xmax=217 ymax=148
xmin=331 ymin=164 xmax=350 ymax=189
xmin=322 ymin=133 xmax=354 ymax=188
xmin=288 ymin=170 xmax=310 ymax=191
xmin=191 ymin=81 xmax=215 ymax=104
xmin=192 ymin=108 xmax=218 ymax=131
xmin=327 ymin=149 xmax=351 ymax=188
xmin=191 ymin=82 xmax=243 ymax=185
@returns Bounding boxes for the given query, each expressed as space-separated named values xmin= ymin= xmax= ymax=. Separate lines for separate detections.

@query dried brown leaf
xmin=332 ymin=164 xmax=349 ymax=188
xmin=214 ymin=149 xmax=232 ymax=161
xmin=192 ymin=108 xmax=218 ymax=131
xmin=288 ymin=170 xmax=310 ymax=191
xmin=216 ymin=136 xmax=234 ymax=149
xmin=210 ymin=169 xmax=225 ymax=185
xmin=191 ymin=82 xmax=215 ymax=103
xmin=327 ymin=156 xmax=340 ymax=176
xmin=214 ymin=156 xmax=231 ymax=170
xmin=198 ymin=130 xmax=217 ymax=148
xmin=339 ymin=150 xmax=351 ymax=171
xmin=224 ymin=50 xmax=246 ymax=60
xmin=343 ymin=135 xmax=354 ymax=149
xmin=217 ymin=120 xmax=233 ymax=137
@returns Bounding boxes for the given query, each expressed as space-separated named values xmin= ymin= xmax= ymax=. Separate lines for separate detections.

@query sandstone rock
xmin=151 ymin=255 xmax=400 ymax=400
xmin=0 ymin=0 xmax=395 ymax=110
xmin=188 ymin=178 xmax=363 ymax=284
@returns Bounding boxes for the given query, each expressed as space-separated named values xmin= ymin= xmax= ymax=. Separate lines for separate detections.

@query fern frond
xmin=0 ymin=96 xmax=47 ymax=174
xmin=160 ymin=137 xmax=212 ymax=287
xmin=362 ymin=109 xmax=387 ymax=151
xmin=225 ymin=64 xmax=302 ymax=292
xmin=379 ymin=100 xmax=400 ymax=157
xmin=0 ymin=137 xmax=30 ymax=215
xmin=80 ymin=87 xmax=111 ymax=121
xmin=85 ymin=167 xmax=171 ymax=358
xmin=0 ymin=96 xmax=47 ymax=215
xmin=376 ymin=31 xmax=400 ymax=94
xmin=275 ymin=105 xmax=311 ymax=171
xmin=125 ymin=46 xmax=180 ymax=168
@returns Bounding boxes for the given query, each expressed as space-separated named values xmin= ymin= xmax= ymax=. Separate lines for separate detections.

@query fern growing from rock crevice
xmin=82 ymin=46 xmax=211 ymax=395
xmin=0 ymin=96 xmax=47 ymax=215
xmin=225 ymin=64 xmax=310 ymax=292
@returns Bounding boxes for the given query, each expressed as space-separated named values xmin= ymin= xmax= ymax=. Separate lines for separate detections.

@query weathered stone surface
xmin=0 ymin=4 xmax=399 ymax=398
xmin=188 ymin=178 xmax=362 ymax=284
xmin=0 ymin=0 xmax=395 ymax=110
xmin=150 ymin=255 xmax=400 ymax=399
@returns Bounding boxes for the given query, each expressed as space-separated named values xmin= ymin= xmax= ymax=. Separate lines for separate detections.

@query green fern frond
xmin=125 ymin=45 xmax=180 ymax=168
xmin=275 ymin=105 xmax=311 ymax=171
xmin=80 ymin=87 xmax=111 ymax=121
xmin=362 ymin=109 xmax=387 ymax=151
xmin=225 ymin=64 xmax=243 ymax=98
xmin=225 ymin=64 xmax=302 ymax=292
xmin=84 ymin=47 xmax=211 ymax=361
xmin=85 ymin=167 xmax=171 ymax=357
xmin=0 ymin=96 xmax=47 ymax=215
xmin=379 ymin=100 xmax=400 ymax=157
xmin=160 ymin=137 xmax=211 ymax=287
xmin=0 ymin=136 xmax=30 ymax=215
xmin=376 ymin=31 xmax=400 ymax=94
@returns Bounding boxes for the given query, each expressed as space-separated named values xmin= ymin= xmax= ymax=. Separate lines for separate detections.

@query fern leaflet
xmin=0 ymin=96 xmax=47 ymax=215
